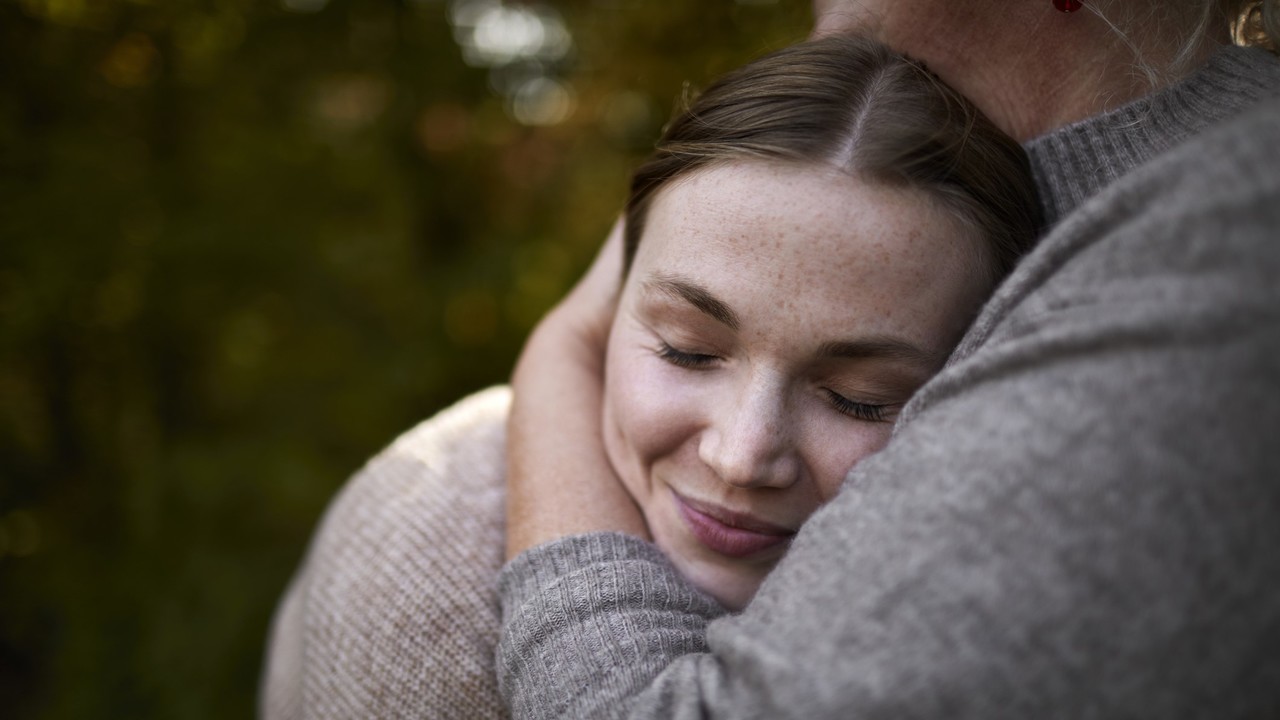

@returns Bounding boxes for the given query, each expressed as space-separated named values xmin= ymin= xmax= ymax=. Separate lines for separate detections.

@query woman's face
xmin=602 ymin=160 xmax=988 ymax=609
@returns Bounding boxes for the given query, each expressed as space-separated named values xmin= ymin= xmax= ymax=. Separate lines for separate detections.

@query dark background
xmin=0 ymin=0 xmax=807 ymax=717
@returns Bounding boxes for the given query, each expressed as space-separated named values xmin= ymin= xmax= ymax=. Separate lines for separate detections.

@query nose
xmin=698 ymin=374 xmax=801 ymax=489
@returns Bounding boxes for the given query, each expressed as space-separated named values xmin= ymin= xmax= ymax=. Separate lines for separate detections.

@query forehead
xmin=637 ymin=160 xmax=957 ymax=276
xmin=630 ymin=160 xmax=981 ymax=347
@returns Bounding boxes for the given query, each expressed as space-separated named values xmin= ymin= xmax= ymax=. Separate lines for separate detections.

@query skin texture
xmin=504 ymin=0 xmax=1228 ymax=561
xmin=601 ymin=161 xmax=985 ymax=608
xmin=812 ymin=0 xmax=1228 ymax=142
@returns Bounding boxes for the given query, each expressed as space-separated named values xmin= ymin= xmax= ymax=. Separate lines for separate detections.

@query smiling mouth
xmin=672 ymin=491 xmax=795 ymax=559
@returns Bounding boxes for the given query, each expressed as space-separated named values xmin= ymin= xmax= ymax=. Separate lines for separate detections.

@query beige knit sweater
xmin=260 ymin=386 xmax=511 ymax=720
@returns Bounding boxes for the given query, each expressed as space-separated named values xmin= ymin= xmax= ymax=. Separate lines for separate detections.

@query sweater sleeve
xmin=497 ymin=534 xmax=726 ymax=720
xmin=495 ymin=99 xmax=1280 ymax=719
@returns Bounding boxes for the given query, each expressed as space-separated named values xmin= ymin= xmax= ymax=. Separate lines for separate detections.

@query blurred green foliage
xmin=0 ymin=0 xmax=807 ymax=717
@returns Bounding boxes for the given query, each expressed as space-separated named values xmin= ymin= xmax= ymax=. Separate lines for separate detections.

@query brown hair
xmin=622 ymin=35 xmax=1041 ymax=292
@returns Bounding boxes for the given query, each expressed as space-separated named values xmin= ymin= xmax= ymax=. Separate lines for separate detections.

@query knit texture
xmin=496 ymin=47 xmax=1280 ymax=719
xmin=1025 ymin=46 xmax=1280 ymax=227
xmin=260 ymin=386 xmax=511 ymax=720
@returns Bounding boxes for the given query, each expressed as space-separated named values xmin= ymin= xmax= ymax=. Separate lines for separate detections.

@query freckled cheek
xmin=807 ymin=421 xmax=895 ymax=501
xmin=603 ymin=349 xmax=705 ymax=501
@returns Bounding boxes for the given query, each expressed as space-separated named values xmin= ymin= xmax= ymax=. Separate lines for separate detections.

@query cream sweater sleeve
xmin=260 ymin=386 xmax=512 ymax=720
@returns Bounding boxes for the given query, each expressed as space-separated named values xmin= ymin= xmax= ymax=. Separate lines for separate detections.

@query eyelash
xmin=657 ymin=342 xmax=718 ymax=369
xmin=824 ymin=389 xmax=890 ymax=423
xmin=658 ymin=341 xmax=892 ymax=423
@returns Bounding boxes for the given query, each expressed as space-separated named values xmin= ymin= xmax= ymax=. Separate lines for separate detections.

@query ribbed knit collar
xmin=1024 ymin=46 xmax=1280 ymax=228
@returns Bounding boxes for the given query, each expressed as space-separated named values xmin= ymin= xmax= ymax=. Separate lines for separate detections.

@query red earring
xmin=1053 ymin=0 xmax=1083 ymax=11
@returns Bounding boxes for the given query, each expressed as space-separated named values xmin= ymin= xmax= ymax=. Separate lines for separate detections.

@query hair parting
xmin=622 ymin=35 xmax=1043 ymax=298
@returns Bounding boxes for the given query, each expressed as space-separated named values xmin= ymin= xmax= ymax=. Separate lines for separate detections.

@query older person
xmin=500 ymin=1 xmax=1280 ymax=717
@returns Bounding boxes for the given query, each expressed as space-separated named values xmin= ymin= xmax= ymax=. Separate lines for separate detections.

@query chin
xmin=694 ymin=573 xmax=756 ymax=612
xmin=705 ymin=585 xmax=752 ymax=612
xmin=664 ymin=547 xmax=762 ymax=612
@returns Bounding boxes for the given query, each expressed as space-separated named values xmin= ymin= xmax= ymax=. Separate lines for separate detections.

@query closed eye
xmin=657 ymin=342 xmax=718 ymax=370
xmin=823 ymin=388 xmax=891 ymax=423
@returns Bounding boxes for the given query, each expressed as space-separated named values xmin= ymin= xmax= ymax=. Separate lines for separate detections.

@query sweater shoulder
xmin=956 ymin=95 xmax=1280 ymax=363
xmin=307 ymin=382 xmax=512 ymax=593
xmin=261 ymin=386 xmax=512 ymax=720
xmin=1025 ymin=46 xmax=1280 ymax=226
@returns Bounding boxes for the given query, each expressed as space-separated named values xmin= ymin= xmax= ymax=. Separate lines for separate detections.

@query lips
xmin=673 ymin=491 xmax=795 ymax=559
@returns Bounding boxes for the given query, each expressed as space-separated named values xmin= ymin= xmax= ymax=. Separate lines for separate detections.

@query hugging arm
xmin=505 ymin=218 xmax=648 ymax=560
xmin=496 ymin=103 xmax=1280 ymax=718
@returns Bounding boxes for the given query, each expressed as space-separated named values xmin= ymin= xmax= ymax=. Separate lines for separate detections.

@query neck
xmin=815 ymin=1 xmax=1231 ymax=141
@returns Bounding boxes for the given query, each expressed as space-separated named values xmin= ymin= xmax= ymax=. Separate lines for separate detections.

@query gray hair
xmin=1089 ymin=1 xmax=1277 ymax=87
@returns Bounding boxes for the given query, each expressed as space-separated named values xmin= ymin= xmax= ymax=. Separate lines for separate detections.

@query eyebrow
xmin=816 ymin=338 xmax=945 ymax=369
xmin=642 ymin=273 xmax=943 ymax=368
xmin=643 ymin=274 xmax=741 ymax=330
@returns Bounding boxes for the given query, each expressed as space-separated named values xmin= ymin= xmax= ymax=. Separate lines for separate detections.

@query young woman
xmin=593 ymin=36 xmax=1037 ymax=609
xmin=261 ymin=35 xmax=1039 ymax=718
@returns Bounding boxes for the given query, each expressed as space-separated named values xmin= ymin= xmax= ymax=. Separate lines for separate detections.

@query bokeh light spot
xmin=510 ymin=76 xmax=575 ymax=126
xmin=451 ymin=0 xmax=572 ymax=67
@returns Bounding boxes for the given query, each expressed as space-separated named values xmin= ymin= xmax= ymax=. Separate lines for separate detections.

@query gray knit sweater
xmin=496 ymin=46 xmax=1280 ymax=719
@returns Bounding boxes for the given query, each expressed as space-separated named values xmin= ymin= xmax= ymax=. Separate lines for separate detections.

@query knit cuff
xmin=496 ymin=532 xmax=723 ymax=719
